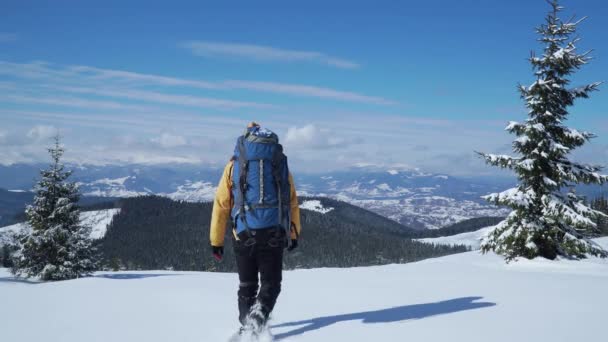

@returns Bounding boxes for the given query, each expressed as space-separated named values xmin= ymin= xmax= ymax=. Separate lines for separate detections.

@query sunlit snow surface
xmin=299 ymin=200 xmax=334 ymax=214
xmin=416 ymin=226 xmax=496 ymax=249
xmin=1 ymin=241 xmax=607 ymax=342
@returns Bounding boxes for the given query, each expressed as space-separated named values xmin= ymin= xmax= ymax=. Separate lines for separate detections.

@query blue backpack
xmin=231 ymin=126 xmax=291 ymax=237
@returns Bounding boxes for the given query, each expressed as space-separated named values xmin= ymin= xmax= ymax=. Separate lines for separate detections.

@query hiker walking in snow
xmin=210 ymin=122 xmax=302 ymax=335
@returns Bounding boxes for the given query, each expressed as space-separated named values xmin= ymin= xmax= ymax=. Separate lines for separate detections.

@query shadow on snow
xmin=0 ymin=276 xmax=40 ymax=284
xmin=94 ymin=273 xmax=181 ymax=280
xmin=272 ymin=296 xmax=496 ymax=340
xmin=0 ymin=273 xmax=181 ymax=283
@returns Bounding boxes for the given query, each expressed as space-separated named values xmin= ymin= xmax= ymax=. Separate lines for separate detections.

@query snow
xmin=1 ymin=249 xmax=607 ymax=342
xmin=514 ymin=136 xmax=529 ymax=145
xmin=81 ymin=176 xmax=149 ymax=198
xmin=519 ymin=158 xmax=534 ymax=171
xmin=505 ymin=121 xmax=521 ymax=131
xmin=416 ymin=226 xmax=496 ymax=249
xmin=90 ymin=176 xmax=131 ymax=186
xmin=564 ymin=128 xmax=586 ymax=140
xmin=0 ymin=209 xmax=120 ymax=243
xmin=80 ymin=209 xmax=121 ymax=239
xmin=0 ymin=223 xmax=23 ymax=244
xmin=163 ymin=181 xmax=216 ymax=202
xmin=376 ymin=183 xmax=392 ymax=191
xmin=485 ymin=187 xmax=534 ymax=207
xmin=531 ymin=123 xmax=545 ymax=132
xmin=299 ymin=200 xmax=334 ymax=214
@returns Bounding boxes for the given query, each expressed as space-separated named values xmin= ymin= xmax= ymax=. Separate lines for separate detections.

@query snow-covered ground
xmin=162 ymin=181 xmax=217 ymax=202
xmin=0 ymin=209 xmax=120 ymax=243
xmin=417 ymin=226 xmax=608 ymax=253
xmin=416 ymin=226 xmax=496 ymax=249
xmin=1 ymin=245 xmax=607 ymax=342
xmin=80 ymin=209 xmax=121 ymax=239
xmin=299 ymin=200 xmax=334 ymax=214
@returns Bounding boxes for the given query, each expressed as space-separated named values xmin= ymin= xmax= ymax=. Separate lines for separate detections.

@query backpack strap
xmin=271 ymin=144 xmax=290 ymax=240
xmin=237 ymin=136 xmax=253 ymax=238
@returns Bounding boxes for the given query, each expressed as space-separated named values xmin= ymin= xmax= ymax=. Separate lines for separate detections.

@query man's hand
xmin=212 ymin=246 xmax=224 ymax=261
xmin=287 ymin=239 xmax=298 ymax=252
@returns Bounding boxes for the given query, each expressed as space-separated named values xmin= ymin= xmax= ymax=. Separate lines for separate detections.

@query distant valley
xmin=1 ymin=163 xmax=603 ymax=230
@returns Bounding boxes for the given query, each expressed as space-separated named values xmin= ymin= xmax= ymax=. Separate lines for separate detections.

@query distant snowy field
xmin=0 ymin=209 xmax=120 ymax=243
xmin=416 ymin=226 xmax=496 ymax=249
xmin=1 ymin=245 xmax=607 ymax=342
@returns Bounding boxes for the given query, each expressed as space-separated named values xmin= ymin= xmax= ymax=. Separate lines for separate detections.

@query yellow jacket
xmin=210 ymin=161 xmax=301 ymax=247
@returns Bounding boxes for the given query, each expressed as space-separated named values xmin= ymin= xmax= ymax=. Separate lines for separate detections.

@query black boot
xmin=238 ymin=293 xmax=257 ymax=326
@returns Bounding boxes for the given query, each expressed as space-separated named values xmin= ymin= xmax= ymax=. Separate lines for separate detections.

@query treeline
xmin=98 ymin=196 xmax=467 ymax=272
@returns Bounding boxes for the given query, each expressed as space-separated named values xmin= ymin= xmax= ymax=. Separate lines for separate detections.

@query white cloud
xmin=180 ymin=41 xmax=360 ymax=69
xmin=27 ymin=125 xmax=58 ymax=142
xmin=0 ymin=33 xmax=17 ymax=43
xmin=1 ymin=94 xmax=151 ymax=111
xmin=56 ymin=86 xmax=275 ymax=110
xmin=224 ymin=80 xmax=396 ymax=105
xmin=0 ymin=60 xmax=394 ymax=105
xmin=153 ymin=133 xmax=188 ymax=148
xmin=68 ymin=65 xmax=222 ymax=90
xmin=284 ymin=124 xmax=357 ymax=150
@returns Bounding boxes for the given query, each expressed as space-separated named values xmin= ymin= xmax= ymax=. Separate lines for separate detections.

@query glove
xmin=287 ymin=239 xmax=298 ymax=252
xmin=212 ymin=246 xmax=224 ymax=261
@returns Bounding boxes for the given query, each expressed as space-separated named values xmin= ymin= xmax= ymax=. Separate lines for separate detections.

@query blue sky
xmin=1 ymin=0 xmax=607 ymax=175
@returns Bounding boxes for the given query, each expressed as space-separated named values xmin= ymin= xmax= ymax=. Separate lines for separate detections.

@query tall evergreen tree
xmin=479 ymin=0 xmax=607 ymax=261
xmin=11 ymin=136 xmax=98 ymax=280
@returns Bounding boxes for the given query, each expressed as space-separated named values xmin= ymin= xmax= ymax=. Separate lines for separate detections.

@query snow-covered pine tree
xmin=479 ymin=0 xmax=607 ymax=261
xmin=11 ymin=136 xmax=98 ymax=280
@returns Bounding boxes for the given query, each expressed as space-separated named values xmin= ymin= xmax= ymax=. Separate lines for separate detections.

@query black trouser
xmin=234 ymin=227 xmax=286 ymax=326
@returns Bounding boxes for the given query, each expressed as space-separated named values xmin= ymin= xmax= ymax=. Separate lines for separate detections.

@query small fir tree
xmin=11 ymin=136 xmax=98 ymax=280
xmin=479 ymin=0 xmax=607 ymax=261
xmin=109 ymin=256 xmax=122 ymax=272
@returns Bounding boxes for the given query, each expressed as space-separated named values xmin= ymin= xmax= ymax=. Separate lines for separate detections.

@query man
xmin=210 ymin=122 xmax=301 ymax=333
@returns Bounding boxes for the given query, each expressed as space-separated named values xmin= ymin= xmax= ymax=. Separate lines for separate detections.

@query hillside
xmin=412 ymin=216 xmax=505 ymax=239
xmin=1 ymin=239 xmax=607 ymax=342
xmin=0 ymin=209 xmax=120 ymax=246
xmin=0 ymin=188 xmax=120 ymax=227
xmin=99 ymin=196 xmax=466 ymax=271
xmin=416 ymin=226 xmax=495 ymax=250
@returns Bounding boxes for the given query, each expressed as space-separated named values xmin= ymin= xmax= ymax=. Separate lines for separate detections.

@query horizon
xmin=1 ymin=0 xmax=607 ymax=176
